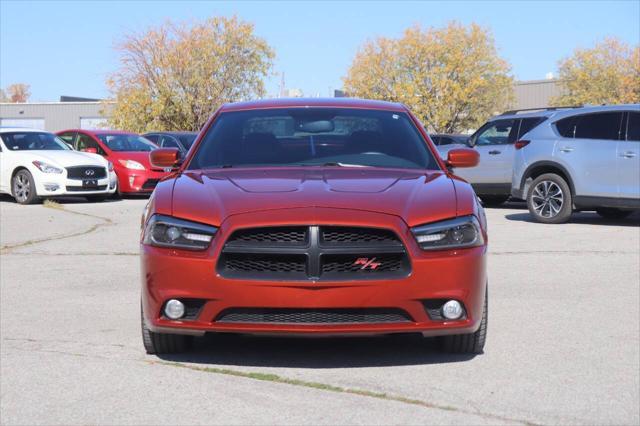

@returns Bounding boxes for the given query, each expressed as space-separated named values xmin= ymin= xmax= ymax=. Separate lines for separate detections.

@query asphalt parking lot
xmin=0 ymin=195 xmax=638 ymax=425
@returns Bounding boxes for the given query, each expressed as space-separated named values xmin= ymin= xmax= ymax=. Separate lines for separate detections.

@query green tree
xmin=552 ymin=38 xmax=640 ymax=106
xmin=107 ymin=16 xmax=275 ymax=132
xmin=343 ymin=22 xmax=513 ymax=133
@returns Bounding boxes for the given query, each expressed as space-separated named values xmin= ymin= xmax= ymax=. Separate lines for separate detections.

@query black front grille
xmin=223 ymin=254 xmax=306 ymax=277
xmin=66 ymin=166 xmax=107 ymax=179
xmin=65 ymin=185 xmax=107 ymax=192
xmin=216 ymin=308 xmax=412 ymax=324
xmin=218 ymin=226 xmax=410 ymax=281
xmin=227 ymin=227 xmax=308 ymax=246
xmin=142 ymin=179 xmax=159 ymax=190
xmin=321 ymin=227 xmax=402 ymax=246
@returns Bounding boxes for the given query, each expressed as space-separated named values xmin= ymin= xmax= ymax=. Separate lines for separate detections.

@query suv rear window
xmin=556 ymin=112 xmax=624 ymax=140
xmin=188 ymin=108 xmax=439 ymax=170
xmin=518 ymin=117 xmax=547 ymax=138
xmin=627 ymin=112 xmax=640 ymax=141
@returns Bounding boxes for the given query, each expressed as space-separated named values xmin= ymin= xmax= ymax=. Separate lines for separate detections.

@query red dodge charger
xmin=140 ymin=98 xmax=487 ymax=354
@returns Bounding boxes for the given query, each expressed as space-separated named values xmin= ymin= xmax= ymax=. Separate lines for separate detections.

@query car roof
xmin=491 ymin=104 xmax=640 ymax=121
xmin=220 ymin=97 xmax=406 ymax=112
xmin=0 ymin=127 xmax=48 ymax=133
xmin=59 ymin=129 xmax=138 ymax=135
xmin=143 ymin=131 xmax=197 ymax=136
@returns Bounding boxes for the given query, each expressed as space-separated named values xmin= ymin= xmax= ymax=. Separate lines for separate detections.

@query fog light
xmin=164 ymin=299 xmax=185 ymax=319
xmin=44 ymin=183 xmax=59 ymax=191
xmin=129 ymin=176 xmax=135 ymax=186
xmin=442 ymin=300 xmax=463 ymax=320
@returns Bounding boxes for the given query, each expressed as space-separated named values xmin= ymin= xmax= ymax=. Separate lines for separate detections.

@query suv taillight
xmin=515 ymin=140 xmax=530 ymax=150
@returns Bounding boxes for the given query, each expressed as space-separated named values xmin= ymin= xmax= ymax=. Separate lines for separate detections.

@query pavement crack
xmin=153 ymin=360 xmax=541 ymax=426
xmin=0 ymin=204 xmax=113 ymax=254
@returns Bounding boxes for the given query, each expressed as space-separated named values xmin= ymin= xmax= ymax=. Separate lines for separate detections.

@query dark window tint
xmin=518 ymin=117 xmax=547 ymax=139
xmin=626 ymin=112 xmax=640 ymax=141
xmin=188 ymin=108 xmax=439 ymax=170
xmin=177 ymin=133 xmax=197 ymax=149
xmin=0 ymin=132 xmax=70 ymax=151
xmin=144 ymin=134 xmax=159 ymax=144
xmin=160 ymin=136 xmax=180 ymax=149
xmin=555 ymin=116 xmax=577 ymax=138
xmin=430 ymin=136 xmax=442 ymax=146
xmin=574 ymin=112 xmax=624 ymax=140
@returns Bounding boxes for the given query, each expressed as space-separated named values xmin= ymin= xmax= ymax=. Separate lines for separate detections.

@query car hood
xmin=171 ymin=168 xmax=458 ymax=227
xmin=28 ymin=150 xmax=106 ymax=167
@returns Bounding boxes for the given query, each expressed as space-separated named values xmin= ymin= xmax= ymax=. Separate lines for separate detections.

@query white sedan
xmin=0 ymin=128 xmax=118 ymax=204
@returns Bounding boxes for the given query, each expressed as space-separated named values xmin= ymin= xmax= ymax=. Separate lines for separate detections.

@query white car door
xmin=618 ymin=111 xmax=640 ymax=201
xmin=0 ymin=136 xmax=11 ymax=193
xmin=455 ymin=118 xmax=517 ymax=185
xmin=554 ymin=111 xmax=622 ymax=198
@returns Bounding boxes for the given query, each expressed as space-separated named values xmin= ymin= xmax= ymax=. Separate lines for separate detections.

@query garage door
xmin=0 ymin=118 xmax=45 ymax=130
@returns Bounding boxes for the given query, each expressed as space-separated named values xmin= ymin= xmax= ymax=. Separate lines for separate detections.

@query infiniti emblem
xmin=84 ymin=169 xmax=95 ymax=176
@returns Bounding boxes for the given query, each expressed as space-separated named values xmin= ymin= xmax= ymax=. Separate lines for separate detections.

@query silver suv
xmin=511 ymin=104 xmax=640 ymax=223
xmin=454 ymin=110 xmax=551 ymax=205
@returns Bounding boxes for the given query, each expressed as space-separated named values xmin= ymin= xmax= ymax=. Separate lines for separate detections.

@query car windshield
xmin=1 ymin=132 xmax=70 ymax=151
xmin=188 ymin=108 xmax=439 ymax=170
xmin=97 ymin=134 xmax=157 ymax=152
xmin=178 ymin=134 xmax=197 ymax=149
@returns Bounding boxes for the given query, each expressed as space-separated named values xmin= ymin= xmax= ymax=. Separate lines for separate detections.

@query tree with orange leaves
xmin=107 ymin=16 xmax=275 ymax=132
xmin=343 ymin=22 xmax=513 ymax=133
xmin=552 ymin=38 xmax=639 ymax=106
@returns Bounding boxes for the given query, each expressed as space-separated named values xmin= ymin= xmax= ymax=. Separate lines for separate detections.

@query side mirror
xmin=446 ymin=148 xmax=480 ymax=168
xmin=150 ymin=148 xmax=182 ymax=169
xmin=82 ymin=147 xmax=98 ymax=154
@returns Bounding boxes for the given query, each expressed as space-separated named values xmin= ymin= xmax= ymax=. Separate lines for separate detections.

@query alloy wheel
xmin=531 ymin=180 xmax=563 ymax=218
xmin=13 ymin=173 xmax=31 ymax=203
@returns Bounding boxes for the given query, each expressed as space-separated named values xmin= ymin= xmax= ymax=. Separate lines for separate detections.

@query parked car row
xmin=434 ymin=104 xmax=640 ymax=223
xmin=0 ymin=127 xmax=197 ymax=204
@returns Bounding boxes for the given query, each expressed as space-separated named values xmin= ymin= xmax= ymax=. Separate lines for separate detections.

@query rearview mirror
xmin=298 ymin=120 xmax=334 ymax=133
xmin=446 ymin=148 xmax=480 ymax=168
xmin=150 ymin=148 xmax=182 ymax=169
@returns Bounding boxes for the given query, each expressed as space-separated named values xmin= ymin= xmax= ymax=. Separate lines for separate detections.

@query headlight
xmin=32 ymin=161 xmax=63 ymax=174
xmin=411 ymin=215 xmax=484 ymax=250
xmin=108 ymin=161 xmax=114 ymax=172
xmin=143 ymin=214 xmax=217 ymax=250
xmin=118 ymin=159 xmax=145 ymax=170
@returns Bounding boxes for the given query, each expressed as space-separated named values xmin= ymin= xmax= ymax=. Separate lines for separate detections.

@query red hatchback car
xmin=57 ymin=129 xmax=170 ymax=194
xmin=140 ymin=98 xmax=487 ymax=354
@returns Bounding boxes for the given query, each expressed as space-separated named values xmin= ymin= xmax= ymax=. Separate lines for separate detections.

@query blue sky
xmin=1 ymin=0 xmax=638 ymax=101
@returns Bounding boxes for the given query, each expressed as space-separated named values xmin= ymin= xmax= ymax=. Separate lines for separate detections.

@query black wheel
xmin=479 ymin=195 xmax=509 ymax=206
xmin=441 ymin=288 xmax=487 ymax=354
xmin=526 ymin=173 xmax=573 ymax=224
xmin=12 ymin=169 xmax=39 ymax=205
xmin=596 ymin=208 xmax=633 ymax=220
xmin=141 ymin=304 xmax=192 ymax=354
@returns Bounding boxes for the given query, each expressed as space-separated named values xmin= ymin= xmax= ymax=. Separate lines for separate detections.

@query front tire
xmin=596 ymin=208 xmax=633 ymax=220
xmin=441 ymin=288 xmax=488 ymax=354
xmin=141 ymin=304 xmax=192 ymax=354
xmin=12 ymin=169 xmax=39 ymax=205
xmin=527 ymin=173 xmax=573 ymax=224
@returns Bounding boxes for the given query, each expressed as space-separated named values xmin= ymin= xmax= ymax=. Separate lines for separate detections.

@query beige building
xmin=0 ymin=101 xmax=114 ymax=132
xmin=513 ymin=79 xmax=565 ymax=110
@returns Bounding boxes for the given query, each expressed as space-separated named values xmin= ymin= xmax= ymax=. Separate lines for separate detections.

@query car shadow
xmin=157 ymin=333 xmax=478 ymax=368
xmin=0 ymin=193 xmax=123 ymax=204
xmin=505 ymin=210 xmax=640 ymax=227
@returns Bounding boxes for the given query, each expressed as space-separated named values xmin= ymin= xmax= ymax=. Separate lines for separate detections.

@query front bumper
xmin=34 ymin=171 xmax=117 ymax=196
xmin=116 ymin=168 xmax=169 ymax=194
xmin=141 ymin=208 xmax=487 ymax=337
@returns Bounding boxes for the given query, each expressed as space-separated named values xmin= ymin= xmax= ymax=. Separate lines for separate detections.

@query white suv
xmin=511 ymin=105 xmax=640 ymax=223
